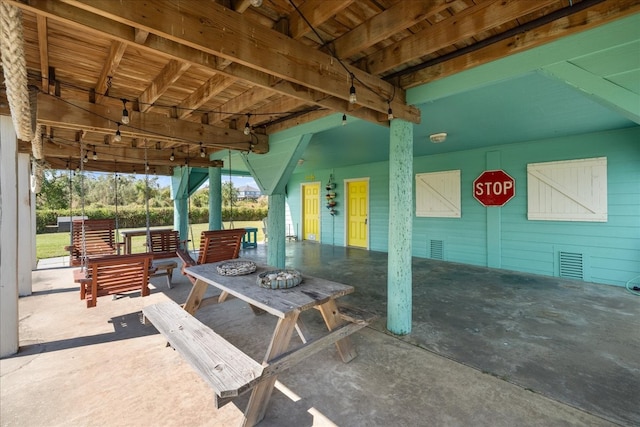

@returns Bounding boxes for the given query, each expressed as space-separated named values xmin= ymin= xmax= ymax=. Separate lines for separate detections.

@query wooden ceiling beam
xmin=134 ymin=28 xmax=149 ymax=44
xmin=36 ymin=14 xmax=49 ymax=93
xmin=249 ymin=97 xmax=309 ymax=127
xmin=399 ymin=0 xmax=640 ymax=88
xmin=289 ymin=0 xmax=354 ymax=40
xmin=331 ymin=0 xmax=451 ymax=60
xmin=177 ymin=74 xmax=236 ymax=119
xmin=94 ymin=40 xmax=127 ymax=104
xmin=36 ymin=93 xmax=268 ymax=153
xmin=366 ymin=0 xmax=561 ymax=76
xmin=57 ymin=0 xmax=419 ymax=123
xmin=12 ymin=0 xmax=399 ymax=129
xmin=42 ymin=156 xmax=196 ymax=176
xmin=208 ymin=86 xmax=274 ymax=125
xmin=20 ymin=139 xmax=223 ymax=169
xmin=138 ymin=59 xmax=191 ymax=113
xmin=232 ymin=0 xmax=252 ymax=14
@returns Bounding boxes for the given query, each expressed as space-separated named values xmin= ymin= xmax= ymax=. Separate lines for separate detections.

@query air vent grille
xmin=559 ymin=251 xmax=583 ymax=280
xmin=430 ymin=240 xmax=444 ymax=260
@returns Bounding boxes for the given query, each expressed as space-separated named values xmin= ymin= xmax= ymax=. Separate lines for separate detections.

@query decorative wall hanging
xmin=325 ymin=174 xmax=337 ymax=216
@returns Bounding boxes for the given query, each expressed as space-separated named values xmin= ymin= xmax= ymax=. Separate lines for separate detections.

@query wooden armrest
xmin=176 ymin=248 xmax=196 ymax=267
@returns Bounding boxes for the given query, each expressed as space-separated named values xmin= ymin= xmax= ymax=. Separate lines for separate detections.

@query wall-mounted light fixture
xmin=429 ymin=132 xmax=447 ymax=143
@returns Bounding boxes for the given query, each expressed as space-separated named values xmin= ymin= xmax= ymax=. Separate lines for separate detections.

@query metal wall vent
xmin=430 ymin=240 xmax=444 ymax=260
xmin=559 ymin=251 xmax=584 ymax=280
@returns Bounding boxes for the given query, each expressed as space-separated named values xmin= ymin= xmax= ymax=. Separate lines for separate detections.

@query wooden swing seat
xmin=64 ymin=219 xmax=119 ymax=266
xmin=74 ymin=253 xmax=154 ymax=308
xmin=176 ymin=229 xmax=245 ymax=284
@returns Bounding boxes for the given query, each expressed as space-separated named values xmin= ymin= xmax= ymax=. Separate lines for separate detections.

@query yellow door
xmin=302 ymin=183 xmax=320 ymax=241
xmin=347 ymin=180 xmax=368 ymax=248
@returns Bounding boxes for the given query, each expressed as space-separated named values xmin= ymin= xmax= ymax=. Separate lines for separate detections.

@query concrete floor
xmin=1 ymin=242 xmax=638 ymax=426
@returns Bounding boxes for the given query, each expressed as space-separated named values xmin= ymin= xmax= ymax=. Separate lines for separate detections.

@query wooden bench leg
xmin=317 ymin=299 xmax=358 ymax=363
xmin=165 ymin=267 xmax=174 ymax=289
xmin=183 ymin=278 xmax=209 ymax=315
xmin=243 ymin=313 xmax=299 ymax=427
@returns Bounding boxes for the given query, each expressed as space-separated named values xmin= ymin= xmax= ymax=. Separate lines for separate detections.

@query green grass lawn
xmin=36 ymin=221 xmax=265 ymax=260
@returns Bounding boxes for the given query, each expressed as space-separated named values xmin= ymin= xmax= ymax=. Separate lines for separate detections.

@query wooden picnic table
xmin=182 ymin=259 xmax=360 ymax=426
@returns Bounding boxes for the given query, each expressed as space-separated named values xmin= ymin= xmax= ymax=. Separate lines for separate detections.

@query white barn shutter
xmin=527 ymin=157 xmax=607 ymax=222
xmin=416 ymin=170 xmax=461 ymax=218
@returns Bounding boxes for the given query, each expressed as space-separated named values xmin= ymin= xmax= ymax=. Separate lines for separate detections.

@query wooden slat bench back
xmin=65 ymin=219 xmax=118 ymax=266
xmin=76 ymin=253 xmax=154 ymax=308
xmin=176 ymin=229 xmax=245 ymax=283
xmin=147 ymin=229 xmax=183 ymax=259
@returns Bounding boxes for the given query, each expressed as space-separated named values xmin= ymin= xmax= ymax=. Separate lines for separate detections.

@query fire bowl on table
xmin=216 ymin=260 xmax=257 ymax=276
xmin=257 ymin=270 xmax=302 ymax=289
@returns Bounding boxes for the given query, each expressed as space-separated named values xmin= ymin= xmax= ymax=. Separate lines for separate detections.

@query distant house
xmin=237 ymin=185 xmax=261 ymax=200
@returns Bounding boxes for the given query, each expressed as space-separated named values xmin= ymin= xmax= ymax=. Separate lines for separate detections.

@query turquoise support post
xmin=267 ymin=193 xmax=286 ymax=269
xmin=174 ymin=196 xmax=188 ymax=245
xmin=171 ymin=166 xmax=190 ymax=245
xmin=208 ymin=167 xmax=222 ymax=230
xmin=387 ymin=119 xmax=413 ymax=335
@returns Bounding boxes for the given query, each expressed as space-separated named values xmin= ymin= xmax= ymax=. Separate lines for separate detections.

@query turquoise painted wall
xmin=288 ymin=126 xmax=640 ymax=287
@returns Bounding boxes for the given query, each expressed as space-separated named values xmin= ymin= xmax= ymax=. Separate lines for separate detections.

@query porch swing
xmin=72 ymin=142 xmax=154 ymax=308
xmin=64 ymin=160 xmax=120 ymax=267
xmin=176 ymin=149 xmax=246 ymax=284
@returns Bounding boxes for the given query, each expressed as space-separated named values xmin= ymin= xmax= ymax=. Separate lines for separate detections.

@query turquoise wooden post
xmin=174 ymin=196 xmax=188 ymax=244
xmin=267 ymin=193 xmax=286 ymax=269
xmin=208 ymin=166 xmax=222 ymax=230
xmin=387 ymin=118 xmax=413 ymax=335
xmin=171 ymin=166 xmax=190 ymax=245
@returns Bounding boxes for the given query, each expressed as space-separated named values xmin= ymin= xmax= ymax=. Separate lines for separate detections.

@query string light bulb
xmin=342 ymin=114 xmax=347 ymax=126
xmin=92 ymin=148 xmax=98 ymax=160
xmin=170 ymin=148 xmax=175 ymax=162
xmin=349 ymin=74 xmax=357 ymax=104
xmin=114 ymin=123 xmax=122 ymax=142
xmin=200 ymin=142 xmax=206 ymax=158
xmin=387 ymin=103 xmax=394 ymax=121
xmin=243 ymin=114 xmax=251 ymax=135
xmin=121 ymin=99 xmax=129 ymax=124
xmin=83 ymin=151 xmax=88 ymax=163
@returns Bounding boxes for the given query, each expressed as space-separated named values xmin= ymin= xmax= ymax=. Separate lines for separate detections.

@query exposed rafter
xmin=58 ymin=0 xmax=420 ymax=123
xmin=36 ymin=93 xmax=269 ymax=153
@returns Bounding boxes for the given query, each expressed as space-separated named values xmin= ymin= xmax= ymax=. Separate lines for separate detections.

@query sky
xmin=156 ymin=174 xmax=257 ymax=190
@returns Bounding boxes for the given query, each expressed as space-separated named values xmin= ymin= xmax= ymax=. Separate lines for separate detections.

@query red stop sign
xmin=473 ymin=170 xmax=515 ymax=206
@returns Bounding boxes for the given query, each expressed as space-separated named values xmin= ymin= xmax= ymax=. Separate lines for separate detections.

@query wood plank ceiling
xmin=1 ymin=0 xmax=638 ymax=175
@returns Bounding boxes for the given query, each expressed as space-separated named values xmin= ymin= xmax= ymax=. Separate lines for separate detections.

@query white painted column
xmin=17 ymin=153 xmax=33 ymax=296
xmin=387 ymin=118 xmax=413 ymax=336
xmin=0 ymin=115 xmax=19 ymax=357
xmin=31 ymin=189 xmax=36 ymax=269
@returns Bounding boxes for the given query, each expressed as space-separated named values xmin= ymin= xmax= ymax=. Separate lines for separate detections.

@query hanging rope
xmin=185 ymin=147 xmax=196 ymax=252
xmin=228 ymin=149 xmax=235 ymax=229
xmin=68 ymin=160 xmax=73 ymax=250
xmin=29 ymin=125 xmax=45 ymax=193
xmin=114 ymin=166 xmax=120 ymax=250
xmin=144 ymin=142 xmax=151 ymax=251
xmin=79 ymin=138 xmax=87 ymax=270
xmin=0 ymin=2 xmax=33 ymax=141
